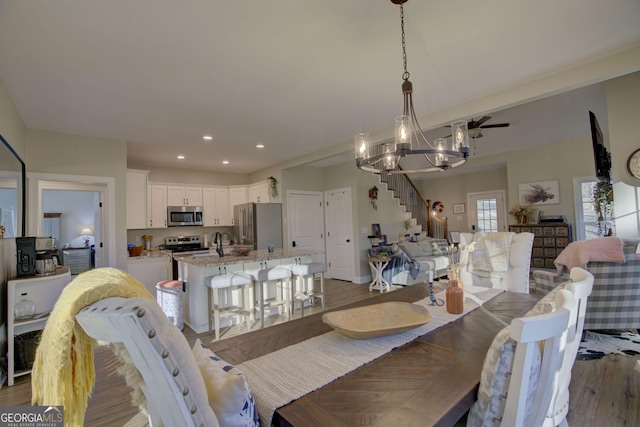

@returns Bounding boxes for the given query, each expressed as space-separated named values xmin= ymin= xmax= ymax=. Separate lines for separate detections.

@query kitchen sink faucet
xmin=213 ymin=232 xmax=224 ymax=257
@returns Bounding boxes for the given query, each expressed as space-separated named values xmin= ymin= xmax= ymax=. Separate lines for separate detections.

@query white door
xmin=324 ymin=188 xmax=354 ymax=281
xmin=467 ymin=190 xmax=507 ymax=232
xmin=287 ymin=191 xmax=325 ymax=264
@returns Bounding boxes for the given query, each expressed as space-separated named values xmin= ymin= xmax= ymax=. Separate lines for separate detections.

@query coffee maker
xmin=16 ymin=237 xmax=36 ymax=277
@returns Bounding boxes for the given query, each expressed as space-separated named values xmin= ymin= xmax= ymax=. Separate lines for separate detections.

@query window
xmin=574 ymin=177 xmax=613 ymax=240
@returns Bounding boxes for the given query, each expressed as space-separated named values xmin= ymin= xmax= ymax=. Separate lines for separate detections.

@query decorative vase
xmin=517 ymin=215 xmax=528 ymax=225
xmin=446 ymin=269 xmax=464 ymax=315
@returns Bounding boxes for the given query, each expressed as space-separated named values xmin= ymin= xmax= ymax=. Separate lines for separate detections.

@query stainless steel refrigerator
xmin=233 ymin=203 xmax=283 ymax=250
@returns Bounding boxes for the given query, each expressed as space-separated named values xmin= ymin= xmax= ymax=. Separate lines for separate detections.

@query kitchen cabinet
xmin=202 ymin=186 xmax=230 ymax=226
xmin=126 ymin=169 xmax=149 ymax=229
xmin=248 ymin=182 xmax=271 ymax=203
xmin=147 ymin=184 xmax=167 ymax=228
xmin=167 ymin=186 xmax=203 ymax=206
xmin=62 ymin=247 xmax=92 ymax=275
xmin=7 ymin=268 xmax=72 ymax=386
xmin=228 ymin=186 xmax=247 ymax=225
xmin=126 ymin=255 xmax=172 ymax=296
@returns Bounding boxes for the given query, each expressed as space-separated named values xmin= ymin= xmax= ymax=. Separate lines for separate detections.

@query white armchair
xmin=458 ymin=232 xmax=534 ymax=294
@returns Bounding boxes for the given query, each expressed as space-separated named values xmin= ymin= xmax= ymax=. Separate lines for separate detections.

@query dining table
xmin=206 ymin=283 xmax=540 ymax=427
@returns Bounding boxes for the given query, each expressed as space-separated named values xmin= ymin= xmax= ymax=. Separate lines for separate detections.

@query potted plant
xmin=267 ymin=176 xmax=278 ymax=198
xmin=592 ymin=181 xmax=613 ymax=235
xmin=509 ymin=204 xmax=534 ymax=225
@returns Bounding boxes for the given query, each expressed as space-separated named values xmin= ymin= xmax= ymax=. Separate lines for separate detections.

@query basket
xmin=14 ymin=330 xmax=42 ymax=371
xmin=128 ymin=245 xmax=144 ymax=257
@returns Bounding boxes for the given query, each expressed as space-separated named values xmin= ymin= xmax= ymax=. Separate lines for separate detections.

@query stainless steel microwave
xmin=167 ymin=206 xmax=204 ymax=227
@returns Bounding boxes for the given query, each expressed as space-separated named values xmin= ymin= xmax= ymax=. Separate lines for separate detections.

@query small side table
xmin=367 ymin=257 xmax=391 ymax=293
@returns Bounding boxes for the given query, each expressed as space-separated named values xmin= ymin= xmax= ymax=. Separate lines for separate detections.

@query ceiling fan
xmin=465 ymin=116 xmax=510 ymax=139
xmin=444 ymin=115 xmax=510 ymax=139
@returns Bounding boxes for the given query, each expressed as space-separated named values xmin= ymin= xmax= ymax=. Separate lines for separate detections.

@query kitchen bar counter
xmin=172 ymin=247 xmax=317 ymax=266
xmin=175 ymin=248 xmax=320 ymax=333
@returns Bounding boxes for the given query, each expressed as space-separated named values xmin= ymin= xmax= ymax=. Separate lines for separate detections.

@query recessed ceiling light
xmin=256 ymin=144 xmax=265 ymax=149
xmin=203 ymin=135 xmax=213 ymax=141
xmin=177 ymin=155 xmax=185 ymax=159
xmin=222 ymin=160 xmax=229 ymax=164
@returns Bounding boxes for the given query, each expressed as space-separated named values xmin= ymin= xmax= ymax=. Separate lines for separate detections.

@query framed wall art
xmin=452 ymin=203 xmax=465 ymax=214
xmin=372 ymin=223 xmax=381 ymax=237
xmin=518 ymin=180 xmax=560 ymax=205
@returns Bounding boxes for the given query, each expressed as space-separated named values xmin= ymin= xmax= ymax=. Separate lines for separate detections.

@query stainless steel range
xmin=164 ymin=235 xmax=207 ymax=253
xmin=165 ymin=235 xmax=210 ymax=280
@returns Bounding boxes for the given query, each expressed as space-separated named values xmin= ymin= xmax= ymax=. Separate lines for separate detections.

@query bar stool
xmin=247 ymin=265 xmax=291 ymax=328
xmin=205 ymin=270 xmax=253 ymax=340
xmin=290 ymin=262 xmax=326 ymax=317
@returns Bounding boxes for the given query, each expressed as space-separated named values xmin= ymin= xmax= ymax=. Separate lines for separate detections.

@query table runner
xmin=237 ymin=288 xmax=503 ymax=426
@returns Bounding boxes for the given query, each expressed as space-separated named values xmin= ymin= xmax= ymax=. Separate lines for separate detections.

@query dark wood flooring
xmin=1 ymin=279 xmax=637 ymax=426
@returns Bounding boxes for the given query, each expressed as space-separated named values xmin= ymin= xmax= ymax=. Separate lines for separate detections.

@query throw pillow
xmin=192 ymin=339 xmax=260 ymax=427
xmin=399 ymin=241 xmax=424 ymax=258
xmin=416 ymin=240 xmax=434 ymax=256
xmin=466 ymin=326 xmax=541 ymax=427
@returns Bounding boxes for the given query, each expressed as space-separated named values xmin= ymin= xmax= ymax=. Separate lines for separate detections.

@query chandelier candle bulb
xmin=452 ymin=120 xmax=470 ymax=154
xmin=395 ymin=115 xmax=412 ymax=152
xmin=355 ymin=133 xmax=369 ymax=163
xmin=383 ymin=143 xmax=399 ymax=170
xmin=435 ymin=138 xmax=448 ymax=168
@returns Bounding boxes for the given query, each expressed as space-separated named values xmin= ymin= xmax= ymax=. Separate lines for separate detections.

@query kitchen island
xmin=174 ymin=248 xmax=319 ymax=333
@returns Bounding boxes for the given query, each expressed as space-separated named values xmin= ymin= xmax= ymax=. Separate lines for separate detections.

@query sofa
xmin=533 ymin=238 xmax=640 ymax=330
xmin=368 ymin=238 xmax=450 ymax=286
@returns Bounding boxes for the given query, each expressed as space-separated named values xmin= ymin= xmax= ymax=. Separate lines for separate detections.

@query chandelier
xmin=355 ymin=0 xmax=469 ymax=175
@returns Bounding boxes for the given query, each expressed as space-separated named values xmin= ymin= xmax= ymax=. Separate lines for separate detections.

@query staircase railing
xmin=368 ymin=145 xmax=447 ymax=238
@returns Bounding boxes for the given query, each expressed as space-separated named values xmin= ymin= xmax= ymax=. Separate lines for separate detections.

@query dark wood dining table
xmin=207 ymin=283 xmax=540 ymax=427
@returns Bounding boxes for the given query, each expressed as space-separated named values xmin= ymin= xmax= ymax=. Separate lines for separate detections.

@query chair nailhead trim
xmin=172 ymin=367 xmax=180 ymax=376
xmin=137 ymin=308 xmax=145 ymax=318
xmin=162 ymin=349 xmax=169 ymax=358
xmin=190 ymin=405 xmax=197 ymax=414
xmin=148 ymin=329 xmax=156 ymax=338
xmin=182 ymin=387 xmax=189 ymax=396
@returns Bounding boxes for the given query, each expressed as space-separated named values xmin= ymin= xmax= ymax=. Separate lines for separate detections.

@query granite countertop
xmin=173 ymin=248 xmax=319 ymax=267
xmin=127 ymin=249 xmax=173 ymax=260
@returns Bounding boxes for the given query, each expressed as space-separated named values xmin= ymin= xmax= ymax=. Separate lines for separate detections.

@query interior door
xmin=324 ymin=188 xmax=354 ymax=281
xmin=467 ymin=190 xmax=507 ymax=232
xmin=287 ymin=191 xmax=325 ymax=264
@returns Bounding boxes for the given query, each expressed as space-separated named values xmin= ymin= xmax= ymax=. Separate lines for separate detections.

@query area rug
xmin=576 ymin=329 xmax=640 ymax=360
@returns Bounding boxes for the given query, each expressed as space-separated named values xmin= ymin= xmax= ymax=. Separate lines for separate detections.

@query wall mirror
xmin=0 ymin=134 xmax=26 ymax=237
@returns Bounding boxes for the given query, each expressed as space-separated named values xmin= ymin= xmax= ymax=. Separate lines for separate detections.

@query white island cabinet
xmin=174 ymin=250 xmax=314 ymax=333
xmin=126 ymin=254 xmax=172 ymax=296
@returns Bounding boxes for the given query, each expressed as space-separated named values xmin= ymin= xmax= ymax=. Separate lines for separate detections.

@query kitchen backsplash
xmin=127 ymin=226 xmax=234 ymax=249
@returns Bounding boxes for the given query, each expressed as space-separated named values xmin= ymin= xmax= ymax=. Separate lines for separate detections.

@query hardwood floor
xmin=1 ymin=279 xmax=638 ymax=426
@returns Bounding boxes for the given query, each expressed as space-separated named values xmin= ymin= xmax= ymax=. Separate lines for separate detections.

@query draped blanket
xmin=381 ymin=253 xmax=419 ymax=283
xmin=469 ymin=232 xmax=513 ymax=278
xmin=31 ymin=268 xmax=155 ymax=427
xmin=554 ymin=236 xmax=625 ymax=276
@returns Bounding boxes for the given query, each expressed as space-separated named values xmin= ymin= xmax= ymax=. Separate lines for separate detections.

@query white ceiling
xmin=0 ymin=1 xmax=639 ymax=174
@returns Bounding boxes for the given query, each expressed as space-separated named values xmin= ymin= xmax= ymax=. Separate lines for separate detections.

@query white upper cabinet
xmin=148 ymin=184 xmax=168 ymax=228
xmin=228 ymin=186 xmax=247 ymax=225
xmin=167 ymin=185 xmax=203 ymax=206
xmin=248 ymin=182 xmax=271 ymax=203
xmin=126 ymin=170 xmax=149 ymax=229
xmin=202 ymin=187 xmax=230 ymax=226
